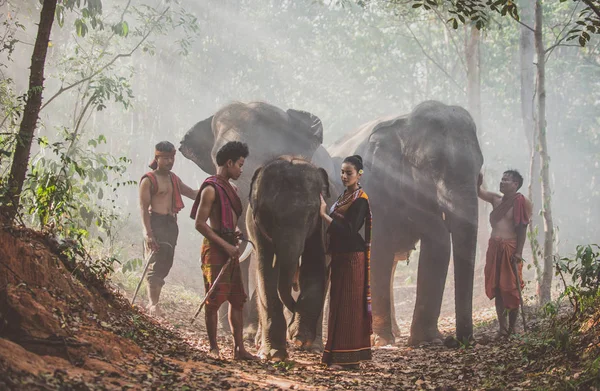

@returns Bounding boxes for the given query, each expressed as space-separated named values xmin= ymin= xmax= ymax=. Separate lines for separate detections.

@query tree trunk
xmin=519 ymin=0 xmax=544 ymax=287
xmin=465 ymin=25 xmax=481 ymax=130
xmin=534 ymin=0 xmax=554 ymax=304
xmin=465 ymin=24 xmax=489 ymax=260
xmin=3 ymin=0 xmax=58 ymax=221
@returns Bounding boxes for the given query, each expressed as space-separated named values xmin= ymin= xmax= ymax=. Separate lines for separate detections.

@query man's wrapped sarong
xmin=484 ymin=238 xmax=524 ymax=309
xmin=200 ymin=237 xmax=247 ymax=310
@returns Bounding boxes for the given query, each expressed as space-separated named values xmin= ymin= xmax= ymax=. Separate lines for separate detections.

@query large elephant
xmin=247 ymin=156 xmax=330 ymax=361
xmin=328 ymin=100 xmax=483 ymax=346
xmin=179 ymin=102 xmax=337 ymax=332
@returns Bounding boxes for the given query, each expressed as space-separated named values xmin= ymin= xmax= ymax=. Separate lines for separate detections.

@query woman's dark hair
xmin=216 ymin=141 xmax=249 ymax=166
xmin=343 ymin=155 xmax=363 ymax=171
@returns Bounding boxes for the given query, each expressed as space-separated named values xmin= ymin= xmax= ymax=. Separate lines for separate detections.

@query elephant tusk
xmin=272 ymin=254 xmax=277 ymax=269
xmin=239 ymin=241 xmax=253 ymax=263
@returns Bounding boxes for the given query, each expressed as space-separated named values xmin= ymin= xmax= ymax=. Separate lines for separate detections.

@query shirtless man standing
xmin=139 ymin=141 xmax=198 ymax=316
xmin=478 ymin=170 xmax=533 ymax=336
xmin=191 ymin=141 xmax=256 ymax=360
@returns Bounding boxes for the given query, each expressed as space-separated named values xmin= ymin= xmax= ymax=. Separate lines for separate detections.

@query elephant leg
xmin=390 ymin=259 xmax=402 ymax=338
xmin=256 ymin=242 xmax=288 ymax=361
xmin=289 ymin=230 xmax=326 ymax=350
xmin=370 ymin=241 xmax=396 ymax=346
xmin=244 ymin=287 xmax=259 ymax=343
xmin=409 ymin=228 xmax=451 ymax=346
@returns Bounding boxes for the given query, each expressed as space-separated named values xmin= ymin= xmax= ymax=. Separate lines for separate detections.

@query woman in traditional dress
xmin=319 ymin=154 xmax=372 ymax=370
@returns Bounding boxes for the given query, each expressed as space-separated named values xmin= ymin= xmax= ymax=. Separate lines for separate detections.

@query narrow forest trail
xmin=0 ymin=222 xmax=593 ymax=390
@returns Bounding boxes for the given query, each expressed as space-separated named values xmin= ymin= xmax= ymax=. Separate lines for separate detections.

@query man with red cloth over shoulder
xmin=139 ymin=141 xmax=198 ymax=316
xmin=191 ymin=141 xmax=257 ymax=361
xmin=478 ymin=169 xmax=533 ymax=337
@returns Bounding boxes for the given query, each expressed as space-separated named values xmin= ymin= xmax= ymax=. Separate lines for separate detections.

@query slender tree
xmin=533 ymin=0 xmax=555 ymax=304
xmin=2 ymin=0 xmax=58 ymax=221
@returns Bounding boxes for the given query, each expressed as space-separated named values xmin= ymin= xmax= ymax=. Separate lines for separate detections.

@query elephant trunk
xmin=449 ymin=190 xmax=478 ymax=343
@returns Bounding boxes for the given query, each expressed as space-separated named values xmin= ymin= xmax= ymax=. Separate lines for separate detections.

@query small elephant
xmin=247 ymin=156 xmax=330 ymax=361
xmin=329 ymin=100 xmax=483 ymax=346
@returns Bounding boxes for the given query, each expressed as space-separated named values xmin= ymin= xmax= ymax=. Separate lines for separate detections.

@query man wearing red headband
xmin=139 ymin=141 xmax=198 ymax=316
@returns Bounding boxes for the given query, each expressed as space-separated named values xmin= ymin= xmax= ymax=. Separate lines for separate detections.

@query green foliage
xmin=11 ymin=130 xmax=134 ymax=281
xmin=121 ymin=257 xmax=144 ymax=273
xmin=555 ymin=244 xmax=600 ymax=314
xmin=56 ymin=0 xmax=104 ymax=37
xmin=516 ymin=245 xmax=600 ymax=388
xmin=564 ymin=2 xmax=600 ymax=47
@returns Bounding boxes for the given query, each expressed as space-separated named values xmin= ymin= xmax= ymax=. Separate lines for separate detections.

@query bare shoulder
xmin=524 ymin=195 xmax=533 ymax=212
xmin=201 ymin=184 xmax=216 ymax=199
xmin=139 ymin=177 xmax=152 ymax=190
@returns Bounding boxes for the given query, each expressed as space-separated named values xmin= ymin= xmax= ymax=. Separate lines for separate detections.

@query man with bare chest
xmin=191 ymin=141 xmax=256 ymax=360
xmin=478 ymin=170 xmax=533 ymax=336
xmin=139 ymin=141 xmax=198 ymax=316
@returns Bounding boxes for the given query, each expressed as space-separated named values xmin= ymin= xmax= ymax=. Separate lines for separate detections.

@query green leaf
xmin=55 ymin=5 xmax=65 ymax=28
xmin=75 ymin=19 xmax=88 ymax=37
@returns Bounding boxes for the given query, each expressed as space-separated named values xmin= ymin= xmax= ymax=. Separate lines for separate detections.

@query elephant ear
xmin=179 ymin=115 xmax=216 ymax=175
xmin=286 ymin=109 xmax=324 ymax=145
xmin=317 ymin=167 xmax=330 ymax=199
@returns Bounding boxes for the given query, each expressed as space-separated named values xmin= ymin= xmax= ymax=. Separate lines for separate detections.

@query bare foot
xmin=146 ymin=304 xmax=162 ymax=317
xmin=234 ymin=349 xmax=259 ymax=361
xmin=208 ymin=348 xmax=221 ymax=360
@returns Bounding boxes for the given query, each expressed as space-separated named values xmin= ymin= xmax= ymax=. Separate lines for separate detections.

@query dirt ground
xmin=0 ymin=219 xmax=597 ymax=390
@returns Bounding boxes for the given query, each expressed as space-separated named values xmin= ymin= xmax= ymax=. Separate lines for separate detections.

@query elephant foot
xmin=291 ymin=336 xmax=321 ymax=352
xmin=371 ymin=332 xmax=395 ymax=347
xmin=259 ymin=348 xmax=288 ymax=362
xmin=307 ymin=339 xmax=323 ymax=353
xmin=444 ymin=334 xmax=476 ymax=348
xmin=407 ymin=328 xmax=443 ymax=347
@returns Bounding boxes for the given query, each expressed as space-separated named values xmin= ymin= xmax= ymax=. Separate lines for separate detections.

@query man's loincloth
xmin=200 ymin=237 xmax=247 ymax=310
xmin=484 ymin=237 xmax=525 ymax=309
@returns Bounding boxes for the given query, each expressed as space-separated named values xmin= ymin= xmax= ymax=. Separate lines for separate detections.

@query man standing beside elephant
xmin=139 ymin=141 xmax=199 ymax=316
xmin=478 ymin=170 xmax=533 ymax=337
xmin=191 ymin=141 xmax=257 ymax=360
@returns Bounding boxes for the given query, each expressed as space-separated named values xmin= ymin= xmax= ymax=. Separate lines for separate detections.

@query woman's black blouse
xmin=327 ymin=198 xmax=369 ymax=254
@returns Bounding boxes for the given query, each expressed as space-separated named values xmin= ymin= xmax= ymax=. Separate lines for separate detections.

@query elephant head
xmin=248 ymin=156 xmax=329 ymax=361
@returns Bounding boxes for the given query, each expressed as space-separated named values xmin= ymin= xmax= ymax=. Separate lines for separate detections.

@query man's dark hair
xmin=504 ymin=169 xmax=524 ymax=190
xmin=216 ymin=141 xmax=249 ymax=166
xmin=155 ymin=141 xmax=175 ymax=152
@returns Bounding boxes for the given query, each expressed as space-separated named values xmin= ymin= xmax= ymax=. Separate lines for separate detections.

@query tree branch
xmin=404 ymin=22 xmax=466 ymax=94
xmin=510 ymin=14 xmax=535 ymax=33
xmin=581 ymin=0 xmax=600 ymax=19
xmin=40 ymin=5 xmax=168 ymax=111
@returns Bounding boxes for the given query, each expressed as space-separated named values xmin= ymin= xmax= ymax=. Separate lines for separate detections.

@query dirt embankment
xmin=0 ymin=218 xmax=320 ymax=390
